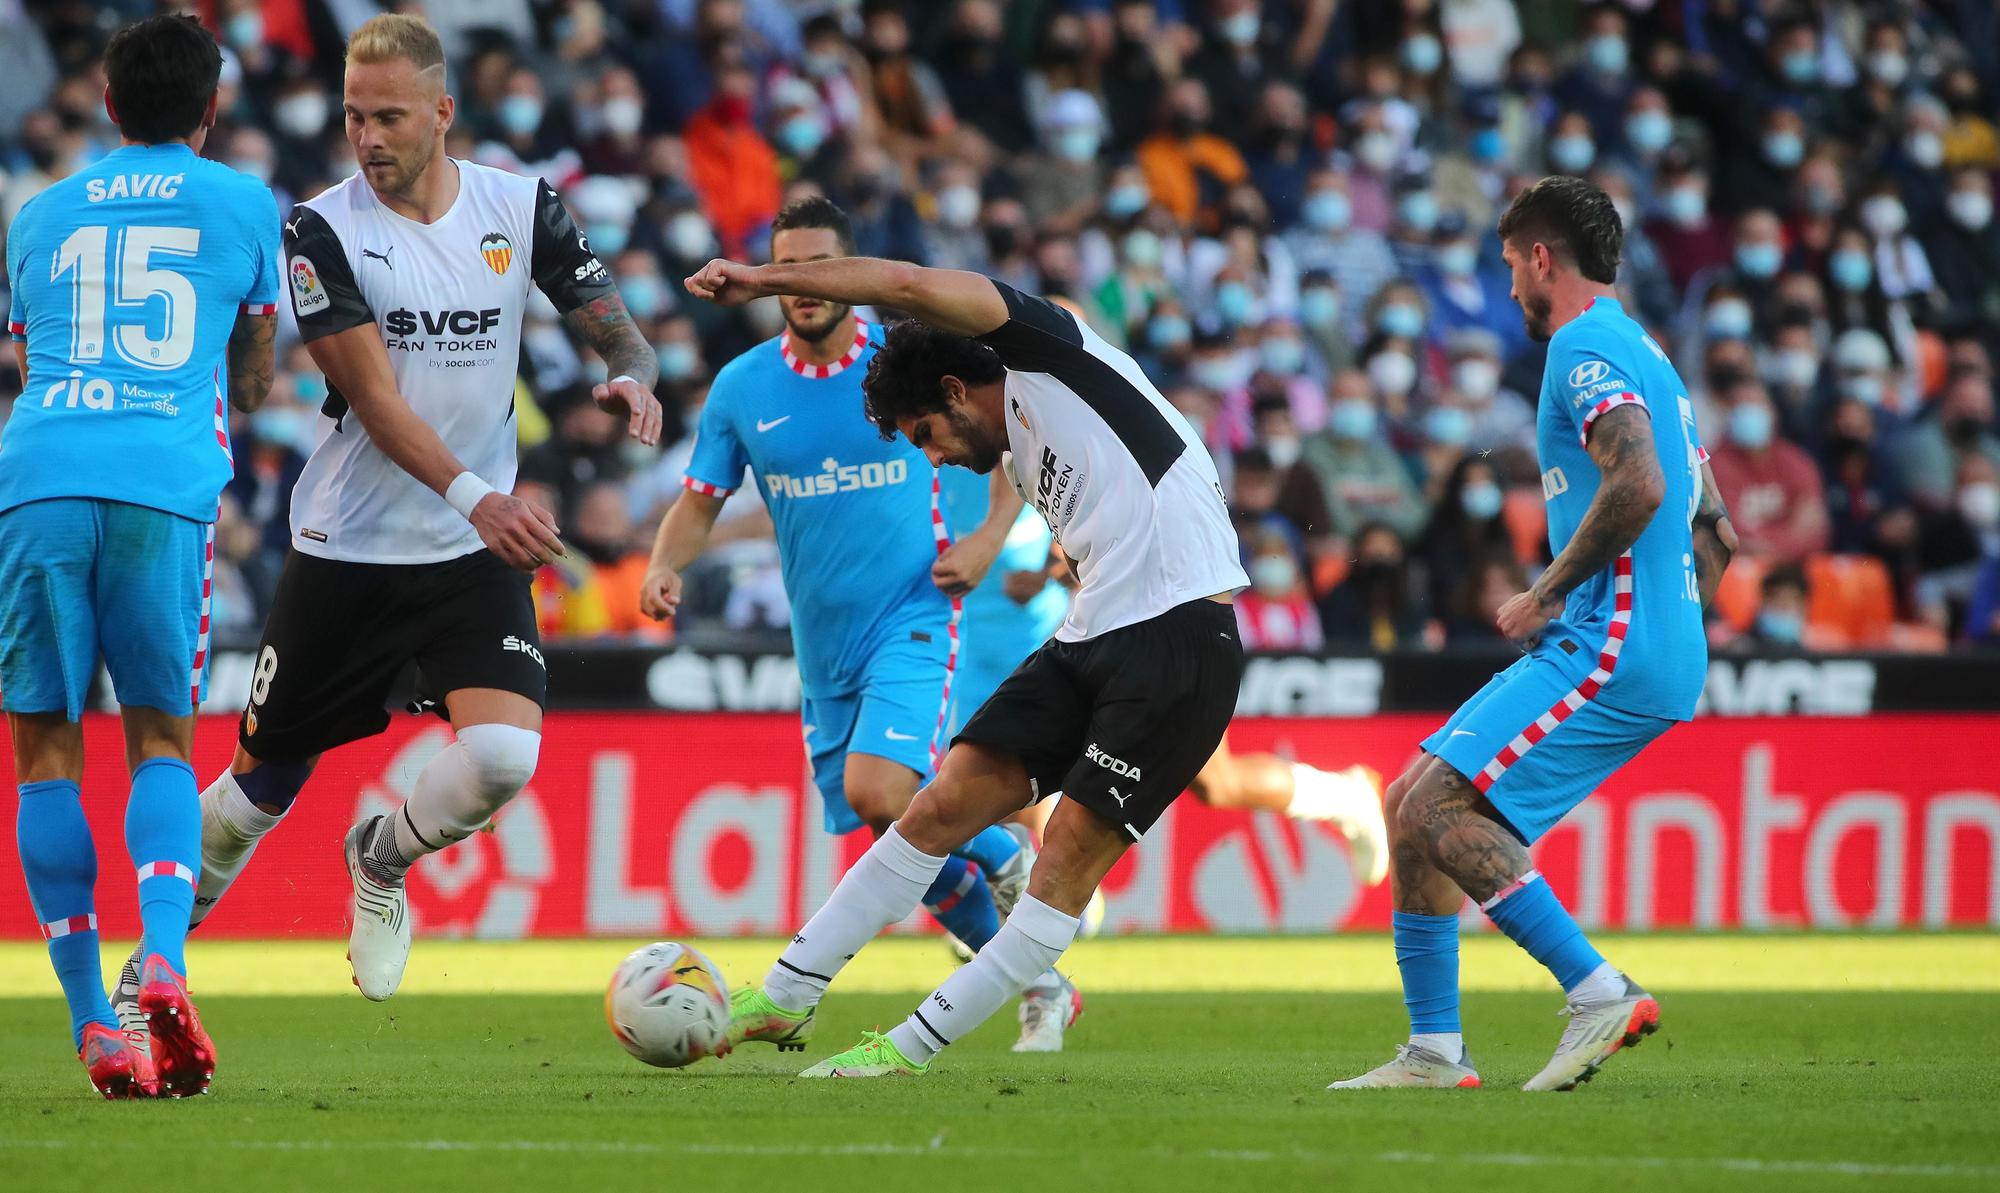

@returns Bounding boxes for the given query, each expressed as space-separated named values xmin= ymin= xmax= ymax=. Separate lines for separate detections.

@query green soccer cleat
xmin=799 ymin=1030 xmax=928 ymax=1078
xmin=726 ymin=986 xmax=815 ymax=1053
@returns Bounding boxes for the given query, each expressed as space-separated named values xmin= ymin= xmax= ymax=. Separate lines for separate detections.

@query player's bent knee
xmin=234 ymin=755 xmax=317 ymax=814
xmin=456 ymin=723 xmax=541 ymax=797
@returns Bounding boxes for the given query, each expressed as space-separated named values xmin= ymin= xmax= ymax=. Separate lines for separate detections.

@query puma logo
xmin=1110 ymin=786 xmax=1132 ymax=808
xmin=362 ymin=246 xmax=395 ymax=271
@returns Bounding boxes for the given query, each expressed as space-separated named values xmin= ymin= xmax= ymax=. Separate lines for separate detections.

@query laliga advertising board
xmin=1 ymin=712 xmax=1995 ymax=938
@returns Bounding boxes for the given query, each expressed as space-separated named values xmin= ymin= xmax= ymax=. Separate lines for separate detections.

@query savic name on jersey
xmin=282 ymin=160 xmax=613 ymax=563
xmin=976 ymin=282 xmax=1247 ymax=641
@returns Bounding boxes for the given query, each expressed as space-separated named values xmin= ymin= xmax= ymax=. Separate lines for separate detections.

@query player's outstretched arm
xmin=1690 ymin=461 xmax=1737 ymax=611
xmin=227 ymin=310 xmax=277 ymax=412
xmin=306 ymin=323 xmax=563 ymax=572
xmin=639 ymin=489 xmax=727 ymax=620
xmin=1497 ymin=402 xmax=1665 ymax=641
xmin=684 ymin=257 xmax=1010 ymax=338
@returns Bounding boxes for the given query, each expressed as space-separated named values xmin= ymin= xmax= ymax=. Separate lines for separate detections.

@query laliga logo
xmin=1568 ymin=359 xmax=1610 ymax=388
xmin=353 ymin=728 xmax=553 ymax=939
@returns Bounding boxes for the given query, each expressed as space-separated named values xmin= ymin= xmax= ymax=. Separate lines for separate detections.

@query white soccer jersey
xmin=980 ymin=282 xmax=1248 ymax=641
xmin=282 ymin=160 xmax=613 ymax=563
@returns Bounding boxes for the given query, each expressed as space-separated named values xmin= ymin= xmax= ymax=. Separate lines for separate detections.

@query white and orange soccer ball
xmin=605 ymin=942 xmax=730 ymax=1068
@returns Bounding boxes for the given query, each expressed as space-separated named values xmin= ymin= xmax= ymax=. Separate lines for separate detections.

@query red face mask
xmin=712 ymin=95 xmax=752 ymax=125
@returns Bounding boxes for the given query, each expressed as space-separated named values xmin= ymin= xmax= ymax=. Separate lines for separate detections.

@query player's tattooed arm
xmin=1408 ymin=763 xmax=1532 ymax=905
xmin=1528 ymin=404 xmax=1666 ymax=613
xmin=562 ymin=293 xmax=658 ymax=390
xmin=1690 ymin=460 xmax=1738 ymax=611
xmin=227 ymin=311 xmax=277 ymax=412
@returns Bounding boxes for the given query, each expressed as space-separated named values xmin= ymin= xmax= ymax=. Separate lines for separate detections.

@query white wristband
xmin=445 ymin=471 xmax=495 ymax=520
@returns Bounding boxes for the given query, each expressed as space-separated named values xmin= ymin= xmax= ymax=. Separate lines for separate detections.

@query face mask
xmin=1220 ymin=11 xmax=1261 ymax=47
xmin=1305 ymin=190 xmax=1353 ymax=232
xmin=1626 ymin=110 xmax=1673 ymax=155
xmin=1756 ymin=609 xmax=1804 ymax=645
xmin=1453 ymin=358 xmax=1501 ymax=400
xmin=1368 ymin=352 xmax=1417 ymax=396
xmin=1735 ymin=242 xmax=1782 ymax=279
xmin=1841 ymin=374 xmax=1884 ymax=406
xmin=1766 ymin=348 xmax=1818 ymax=389
xmin=777 ymin=114 xmax=825 ymax=157
xmin=804 ymin=50 xmax=846 ymax=79
xmin=1781 ymin=49 xmax=1819 ymax=86
xmin=275 ymin=93 xmax=328 ymax=139
xmin=1830 ymin=249 xmax=1873 ymax=292
xmin=1397 ymin=190 xmax=1440 ymax=233
xmin=295 ymin=373 xmax=328 ymax=405
xmin=500 ymin=95 xmax=545 ymax=137
xmin=1216 ymin=281 xmax=1253 ymax=326
xmin=1404 ymin=35 xmax=1443 ymax=75
xmin=1704 ymin=299 xmax=1754 ymax=340
xmin=1105 ymin=183 xmax=1150 ymax=219
xmin=1802 ymin=182 xmax=1840 ymax=216
xmin=1193 ymin=354 xmax=1247 ymax=391
xmin=1438 ymin=242 xmax=1478 ymax=278
xmin=668 ymin=212 xmax=713 ymax=260
xmin=603 ymin=97 xmax=645 ymax=138
xmin=228 ymin=11 xmax=263 ymax=47
xmin=1259 ymin=336 xmax=1305 ymax=375
xmin=1461 ymin=480 xmax=1503 ymax=520
xmin=1331 ymin=397 xmax=1379 ymax=440
xmin=1948 ymin=416 xmax=1989 ymax=446
xmin=253 ymin=407 xmax=314 ymax=454
xmin=1586 ymin=34 xmax=1627 ymax=75
xmin=1278 ymin=290 xmax=1331 ymax=337
xmin=1728 ymin=403 xmax=1775 ymax=449
xmin=936 ymin=184 xmax=980 ymax=229
xmin=1355 ymin=132 xmax=1397 ymax=173
xmin=586 ymin=220 xmax=631 ymax=257
xmin=1862 ymin=195 xmax=1908 ymax=237
xmin=1377 ymin=302 xmax=1424 ymax=340
xmin=1266 ymin=434 xmax=1301 ymax=469
xmin=1867 ymin=51 xmax=1908 ymax=87
xmin=1665 ymin=185 xmax=1707 ymax=228
xmin=1549 ymin=134 xmax=1595 ymax=174
xmin=621 ymin=276 xmax=665 ymax=320
xmin=986 ymin=224 xmax=1022 ymax=259
xmin=1054 ymin=126 xmax=1100 ymax=162
xmin=1905 ymin=131 xmax=1944 ymax=170
xmin=1471 ymin=127 xmax=1506 ymax=164
xmin=656 ymin=341 xmax=699 ymax=380
xmin=230 ymin=157 xmax=273 ymax=185
xmin=1948 ymin=191 xmax=1994 ymax=231
xmin=1250 ymin=553 xmax=1297 ymax=597
xmin=1424 ymin=405 xmax=1471 ymax=446
xmin=1960 ymin=482 xmax=2000 ymax=530
xmin=1763 ymin=131 xmax=1804 ymax=168
xmin=1149 ymin=314 xmax=1191 ymax=349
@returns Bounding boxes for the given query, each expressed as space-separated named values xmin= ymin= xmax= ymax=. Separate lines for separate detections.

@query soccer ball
xmin=605 ymin=941 xmax=730 ymax=1068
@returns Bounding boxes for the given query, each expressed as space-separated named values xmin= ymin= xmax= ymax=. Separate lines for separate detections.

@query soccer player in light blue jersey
xmin=1333 ymin=176 xmax=1736 ymax=1093
xmin=1 ymin=15 xmax=279 ymax=1099
xmin=639 ymin=198 xmax=1067 ymax=1052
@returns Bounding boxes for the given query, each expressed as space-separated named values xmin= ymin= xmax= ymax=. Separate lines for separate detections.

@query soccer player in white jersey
xmin=112 ymin=14 xmax=663 ymax=1017
xmin=683 ymin=254 xmax=1248 ymax=1077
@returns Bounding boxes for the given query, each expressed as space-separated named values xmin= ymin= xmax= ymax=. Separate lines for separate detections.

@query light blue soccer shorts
xmin=0 ymin=498 xmax=213 ymax=721
xmin=1422 ymin=645 xmax=1673 ymax=843
xmin=801 ymin=638 xmax=951 ymax=835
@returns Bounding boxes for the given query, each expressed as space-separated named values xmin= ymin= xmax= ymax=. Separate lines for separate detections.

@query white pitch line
xmin=1 ymin=1138 xmax=1994 ymax=1180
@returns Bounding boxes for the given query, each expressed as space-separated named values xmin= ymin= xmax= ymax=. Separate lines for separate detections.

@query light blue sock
xmin=922 ymin=855 xmax=999 ymax=952
xmin=1482 ymin=870 xmax=1605 ymax=992
xmin=1393 ymin=910 xmax=1461 ymax=1034
xmin=125 ymin=758 xmax=200 ymax=977
xmin=17 ymin=780 xmax=117 ymax=1048
xmin=952 ymin=824 xmax=1023 ymax=875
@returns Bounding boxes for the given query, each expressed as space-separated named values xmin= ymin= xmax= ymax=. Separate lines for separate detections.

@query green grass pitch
xmin=2 ymin=935 xmax=1996 ymax=1191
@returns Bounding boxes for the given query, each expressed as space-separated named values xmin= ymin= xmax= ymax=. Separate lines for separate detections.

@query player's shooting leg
xmin=1187 ymin=737 xmax=1290 ymax=812
xmin=895 ymin=740 xmax=1036 ymax=857
xmin=356 ymin=688 xmax=542 ymax=882
xmin=846 ymin=751 xmax=1002 ymax=951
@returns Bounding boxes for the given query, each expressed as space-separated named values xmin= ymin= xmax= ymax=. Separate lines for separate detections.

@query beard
xmin=782 ymin=299 xmax=851 ymax=345
xmin=362 ymin=129 xmax=437 ymax=199
xmin=1522 ymin=287 xmax=1555 ymax=342
xmin=946 ymin=406 xmax=1003 ymax=473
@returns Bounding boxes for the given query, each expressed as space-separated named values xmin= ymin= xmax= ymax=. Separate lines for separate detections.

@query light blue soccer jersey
xmin=1535 ymin=296 xmax=1708 ymax=721
xmin=684 ymin=321 xmax=952 ymax=699
xmin=3 ymin=143 xmax=281 ymax=522
xmin=938 ymin=464 xmax=1067 ymax=689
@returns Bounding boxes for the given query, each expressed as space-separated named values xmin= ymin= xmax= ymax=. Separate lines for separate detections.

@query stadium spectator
xmin=1300 ymin=370 xmax=1427 ymax=544
xmin=1414 ymin=455 xmax=1516 ymax=617
xmin=1282 ymin=168 xmax=1398 ymax=340
xmin=1442 ymin=328 xmax=1533 ymax=454
xmin=1709 ymin=377 xmax=1830 ymax=566
xmin=1921 ymin=168 xmax=2000 ymax=327
xmin=1734 ymin=564 xmax=1815 ymax=653
xmin=1318 ymin=522 xmax=1430 ymax=652
xmin=1018 ymin=90 xmax=1109 ymax=235
xmin=1138 ymin=77 xmax=1249 ymax=233
xmin=1441 ymin=552 xmax=1529 ymax=645
xmin=1896 ymin=367 xmax=2000 ymax=512
xmin=1235 ymin=527 xmax=1324 ymax=652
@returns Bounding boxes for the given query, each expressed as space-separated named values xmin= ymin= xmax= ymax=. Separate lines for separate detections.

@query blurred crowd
xmin=3 ymin=0 xmax=2000 ymax=654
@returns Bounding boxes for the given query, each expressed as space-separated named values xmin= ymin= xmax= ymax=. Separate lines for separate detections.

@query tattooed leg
xmin=1386 ymin=756 xmax=1471 ymax=914
xmin=1397 ymin=761 xmax=1532 ymax=904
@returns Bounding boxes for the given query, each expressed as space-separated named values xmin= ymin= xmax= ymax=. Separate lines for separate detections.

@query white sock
xmin=190 ymin=773 xmax=283 ymax=928
xmin=381 ymin=724 xmax=540 ymax=878
xmin=1567 ymin=961 xmax=1625 ymax=1006
xmin=1285 ymin=763 xmax=1367 ymax=827
xmin=888 ymin=895 xmax=1080 ymax=1064
xmin=765 ymin=824 xmax=945 ymax=1012
xmin=1409 ymin=1032 xmax=1465 ymax=1064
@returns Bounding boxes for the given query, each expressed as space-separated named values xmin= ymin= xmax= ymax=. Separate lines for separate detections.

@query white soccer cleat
xmin=1289 ymin=763 xmax=1390 ymax=886
xmin=986 ymin=824 xmax=1036 ymax=921
xmin=113 ymin=944 xmax=149 ymax=1045
xmin=1012 ymin=974 xmax=1082 ymax=1053
xmin=1521 ymin=977 xmax=1661 ymax=1092
xmin=343 ymin=816 xmax=412 ymax=1002
xmin=1327 ymin=1043 xmax=1482 ymax=1089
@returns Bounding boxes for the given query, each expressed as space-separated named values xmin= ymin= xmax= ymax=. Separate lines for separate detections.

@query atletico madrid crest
xmin=480 ymin=232 xmax=513 ymax=275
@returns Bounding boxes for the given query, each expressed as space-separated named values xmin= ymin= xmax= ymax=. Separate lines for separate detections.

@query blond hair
xmin=347 ymin=13 xmax=446 ymax=83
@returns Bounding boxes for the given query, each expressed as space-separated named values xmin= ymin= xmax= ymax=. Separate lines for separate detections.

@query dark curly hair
xmin=1497 ymin=175 xmax=1624 ymax=284
xmin=105 ymin=15 xmax=221 ymax=146
xmin=862 ymin=320 xmax=1006 ymax=440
